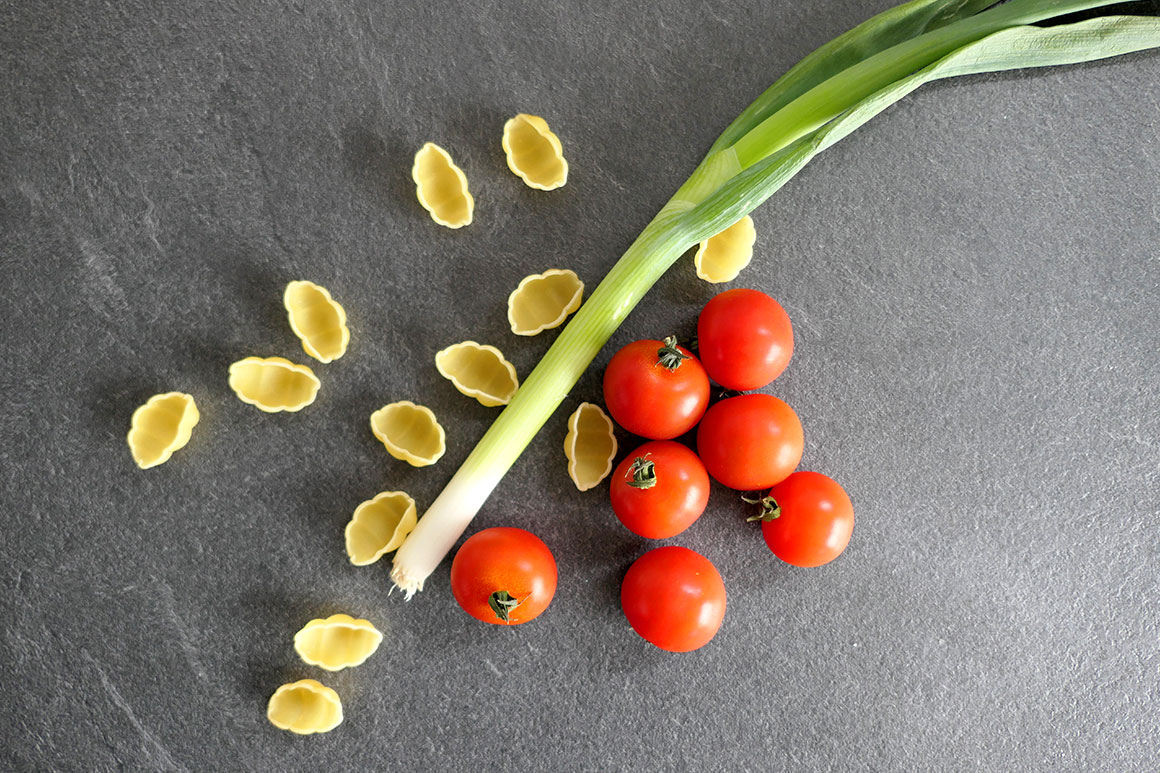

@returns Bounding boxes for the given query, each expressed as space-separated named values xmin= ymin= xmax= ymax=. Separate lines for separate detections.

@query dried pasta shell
xmin=266 ymin=679 xmax=343 ymax=735
xmin=228 ymin=356 xmax=321 ymax=413
xmin=126 ymin=392 xmax=199 ymax=469
xmin=507 ymin=269 xmax=584 ymax=336
xmin=369 ymin=401 xmax=445 ymax=467
xmin=412 ymin=142 xmax=473 ymax=229
xmin=563 ymin=402 xmax=617 ymax=492
xmin=345 ymin=491 xmax=418 ymax=566
xmin=283 ymin=280 xmax=350 ymax=363
xmin=694 ymin=215 xmax=756 ymax=284
xmin=293 ymin=614 xmax=383 ymax=672
xmin=434 ymin=341 xmax=519 ymax=407
xmin=502 ymin=113 xmax=568 ymax=191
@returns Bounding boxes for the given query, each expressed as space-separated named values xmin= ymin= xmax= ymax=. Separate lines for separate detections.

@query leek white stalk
xmin=391 ymin=0 xmax=1160 ymax=596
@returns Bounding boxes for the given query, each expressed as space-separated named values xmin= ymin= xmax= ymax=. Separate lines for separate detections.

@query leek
xmin=391 ymin=0 xmax=1160 ymax=596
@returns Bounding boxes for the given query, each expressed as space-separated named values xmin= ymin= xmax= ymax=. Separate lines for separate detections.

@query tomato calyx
xmin=487 ymin=590 xmax=524 ymax=622
xmin=741 ymin=493 xmax=782 ymax=522
xmin=624 ymin=455 xmax=657 ymax=489
xmin=656 ymin=336 xmax=691 ymax=371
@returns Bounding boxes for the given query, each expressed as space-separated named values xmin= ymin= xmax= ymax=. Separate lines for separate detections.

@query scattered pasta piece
xmin=507 ymin=269 xmax=584 ymax=336
xmin=502 ymin=114 xmax=568 ymax=191
xmin=284 ymin=280 xmax=350 ymax=363
xmin=126 ymin=392 xmax=199 ymax=469
xmin=228 ymin=356 xmax=321 ymax=413
xmin=345 ymin=491 xmax=418 ymax=566
xmin=434 ymin=341 xmax=519 ymax=407
xmin=266 ymin=679 xmax=343 ymax=735
xmin=293 ymin=614 xmax=383 ymax=671
xmin=693 ymin=215 xmax=756 ymax=283
xmin=370 ymin=401 xmax=446 ymax=467
xmin=563 ymin=402 xmax=617 ymax=492
xmin=412 ymin=142 xmax=473 ymax=228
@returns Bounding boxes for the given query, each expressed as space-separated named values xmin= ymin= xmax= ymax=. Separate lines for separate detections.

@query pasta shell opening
xmin=126 ymin=392 xmax=199 ymax=469
xmin=345 ymin=491 xmax=418 ymax=565
xmin=370 ymin=401 xmax=446 ymax=467
xmin=228 ymin=357 xmax=321 ymax=413
xmin=694 ymin=216 xmax=756 ymax=284
xmin=284 ymin=281 xmax=349 ymax=363
xmin=293 ymin=614 xmax=383 ymax=671
xmin=507 ymin=269 xmax=584 ymax=336
xmin=266 ymin=679 xmax=343 ymax=735
xmin=502 ymin=114 xmax=568 ymax=191
xmin=564 ymin=402 xmax=618 ymax=491
xmin=412 ymin=142 xmax=473 ymax=228
xmin=434 ymin=341 xmax=519 ymax=407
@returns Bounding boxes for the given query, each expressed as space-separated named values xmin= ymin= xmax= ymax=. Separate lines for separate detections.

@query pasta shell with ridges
xmin=293 ymin=614 xmax=383 ymax=671
xmin=694 ymin=216 xmax=756 ymax=284
xmin=228 ymin=357 xmax=320 ymax=413
xmin=266 ymin=679 xmax=343 ymax=734
xmin=564 ymin=402 xmax=618 ymax=491
xmin=369 ymin=401 xmax=446 ymax=467
xmin=507 ymin=269 xmax=584 ymax=336
xmin=284 ymin=280 xmax=349 ymax=363
xmin=345 ymin=491 xmax=418 ymax=565
xmin=127 ymin=392 xmax=199 ymax=469
xmin=435 ymin=341 xmax=519 ymax=407
xmin=412 ymin=143 xmax=473 ymax=228
xmin=502 ymin=114 xmax=568 ymax=191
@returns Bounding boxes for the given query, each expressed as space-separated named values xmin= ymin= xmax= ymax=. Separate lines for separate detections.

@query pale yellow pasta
xmin=501 ymin=114 xmax=568 ymax=191
xmin=507 ymin=269 xmax=584 ymax=336
xmin=228 ymin=356 xmax=321 ymax=413
xmin=345 ymin=491 xmax=418 ymax=566
xmin=563 ymin=402 xmax=617 ymax=492
xmin=266 ymin=679 xmax=343 ymax=735
xmin=370 ymin=401 xmax=445 ymax=467
xmin=694 ymin=215 xmax=756 ymax=283
xmin=412 ymin=142 xmax=473 ymax=228
xmin=293 ymin=614 xmax=383 ymax=672
xmin=283 ymin=280 xmax=349 ymax=363
xmin=126 ymin=392 xmax=199 ymax=469
xmin=434 ymin=341 xmax=519 ymax=407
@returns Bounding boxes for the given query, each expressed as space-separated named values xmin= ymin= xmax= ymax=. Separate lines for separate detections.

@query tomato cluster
xmin=602 ymin=288 xmax=854 ymax=652
xmin=446 ymin=288 xmax=853 ymax=654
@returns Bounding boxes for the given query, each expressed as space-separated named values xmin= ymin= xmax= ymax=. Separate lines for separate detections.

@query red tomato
xmin=621 ymin=546 xmax=726 ymax=652
xmin=696 ymin=393 xmax=803 ymax=490
xmin=602 ymin=337 xmax=710 ymax=439
xmin=697 ymin=288 xmax=793 ymax=390
xmin=610 ymin=440 xmax=710 ymax=539
xmin=758 ymin=471 xmax=854 ymax=567
xmin=450 ymin=527 xmax=557 ymax=625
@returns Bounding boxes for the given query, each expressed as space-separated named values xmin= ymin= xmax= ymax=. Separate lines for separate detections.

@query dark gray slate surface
xmin=3 ymin=1 xmax=1158 ymax=770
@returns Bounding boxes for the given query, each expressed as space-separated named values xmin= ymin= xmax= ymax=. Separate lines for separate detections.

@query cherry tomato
xmin=450 ymin=527 xmax=557 ymax=625
xmin=697 ymin=288 xmax=793 ymax=390
xmin=602 ymin=337 xmax=710 ymax=439
xmin=757 ymin=471 xmax=854 ymax=567
xmin=610 ymin=440 xmax=710 ymax=539
xmin=621 ymin=546 xmax=726 ymax=652
xmin=696 ymin=393 xmax=803 ymax=490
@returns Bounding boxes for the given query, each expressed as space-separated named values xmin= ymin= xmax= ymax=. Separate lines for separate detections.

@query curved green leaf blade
xmin=682 ymin=15 xmax=1160 ymax=246
xmin=709 ymin=0 xmax=997 ymax=154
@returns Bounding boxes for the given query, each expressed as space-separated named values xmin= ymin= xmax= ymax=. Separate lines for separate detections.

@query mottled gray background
xmin=2 ymin=0 xmax=1158 ymax=770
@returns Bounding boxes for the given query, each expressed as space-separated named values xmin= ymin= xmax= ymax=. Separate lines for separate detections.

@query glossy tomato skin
xmin=610 ymin=441 xmax=710 ymax=539
xmin=450 ymin=527 xmax=558 ymax=625
xmin=602 ymin=339 xmax=710 ymax=439
xmin=697 ymin=289 xmax=794 ymax=390
xmin=696 ymin=393 xmax=803 ymax=491
xmin=621 ymin=546 xmax=726 ymax=652
xmin=761 ymin=472 xmax=854 ymax=567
